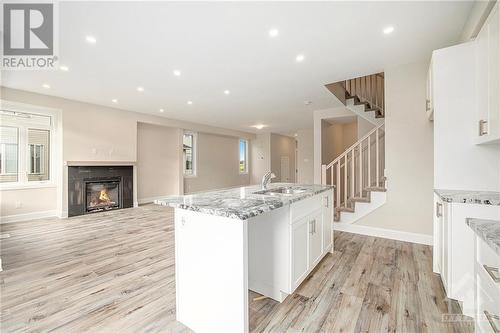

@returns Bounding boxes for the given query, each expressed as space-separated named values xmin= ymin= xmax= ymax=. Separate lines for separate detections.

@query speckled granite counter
xmin=155 ymin=183 xmax=333 ymax=220
xmin=434 ymin=189 xmax=500 ymax=205
xmin=466 ymin=218 xmax=500 ymax=256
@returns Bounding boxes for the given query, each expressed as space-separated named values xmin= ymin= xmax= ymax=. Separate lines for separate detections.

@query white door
xmin=291 ymin=217 xmax=309 ymax=288
xmin=280 ymin=156 xmax=290 ymax=182
xmin=308 ymin=209 xmax=323 ymax=268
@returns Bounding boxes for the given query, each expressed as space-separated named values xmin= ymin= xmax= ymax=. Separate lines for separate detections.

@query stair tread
xmin=336 ymin=206 xmax=355 ymax=213
xmin=348 ymin=196 xmax=371 ymax=203
xmin=364 ymin=186 xmax=387 ymax=192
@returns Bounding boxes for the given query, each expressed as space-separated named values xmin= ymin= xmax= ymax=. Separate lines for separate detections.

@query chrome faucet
xmin=261 ymin=172 xmax=276 ymax=190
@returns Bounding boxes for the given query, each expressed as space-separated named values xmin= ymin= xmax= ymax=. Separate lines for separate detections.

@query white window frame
xmin=0 ymin=100 xmax=59 ymax=190
xmin=239 ymin=139 xmax=248 ymax=175
xmin=183 ymin=131 xmax=197 ymax=178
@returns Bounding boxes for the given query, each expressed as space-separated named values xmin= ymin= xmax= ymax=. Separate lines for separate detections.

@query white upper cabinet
xmin=476 ymin=2 xmax=500 ymax=144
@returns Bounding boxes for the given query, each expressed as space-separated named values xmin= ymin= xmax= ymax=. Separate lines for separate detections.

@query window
xmin=239 ymin=139 xmax=248 ymax=174
xmin=0 ymin=109 xmax=53 ymax=186
xmin=28 ymin=129 xmax=50 ymax=181
xmin=183 ymin=132 xmax=196 ymax=176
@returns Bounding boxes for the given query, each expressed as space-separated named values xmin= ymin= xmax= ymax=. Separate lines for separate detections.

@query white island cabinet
xmin=156 ymin=183 xmax=334 ymax=333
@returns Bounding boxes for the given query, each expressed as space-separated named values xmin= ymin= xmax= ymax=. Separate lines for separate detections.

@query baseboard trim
xmin=1 ymin=210 xmax=58 ymax=223
xmin=137 ymin=196 xmax=166 ymax=205
xmin=333 ymin=222 xmax=433 ymax=245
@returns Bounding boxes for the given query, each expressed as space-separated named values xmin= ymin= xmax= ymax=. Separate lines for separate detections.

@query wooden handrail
xmin=326 ymin=123 xmax=384 ymax=169
xmin=322 ymin=123 xmax=385 ymax=211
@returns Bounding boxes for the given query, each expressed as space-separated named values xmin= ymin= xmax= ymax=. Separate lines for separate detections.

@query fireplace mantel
xmin=65 ymin=161 xmax=136 ymax=166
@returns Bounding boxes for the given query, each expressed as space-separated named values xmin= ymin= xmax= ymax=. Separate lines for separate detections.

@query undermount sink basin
xmin=253 ymin=187 xmax=306 ymax=196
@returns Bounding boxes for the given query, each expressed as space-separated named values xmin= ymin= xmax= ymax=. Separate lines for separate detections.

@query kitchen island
xmin=155 ymin=183 xmax=334 ymax=333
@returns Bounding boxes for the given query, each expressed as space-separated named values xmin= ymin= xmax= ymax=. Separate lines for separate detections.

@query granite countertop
xmin=155 ymin=183 xmax=334 ymax=220
xmin=434 ymin=189 xmax=500 ymax=205
xmin=466 ymin=218 xmax=500 ymax=256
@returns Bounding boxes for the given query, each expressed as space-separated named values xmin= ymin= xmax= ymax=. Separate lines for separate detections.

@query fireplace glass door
xmin=86 ymin=180 xmax=121 ymax=213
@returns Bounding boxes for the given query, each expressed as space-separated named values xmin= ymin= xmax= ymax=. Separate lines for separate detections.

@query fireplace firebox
xmin=86 ymin=179 xmax=121 ymax=213
xmin=68 ymin=166 xmax=133 ymax=217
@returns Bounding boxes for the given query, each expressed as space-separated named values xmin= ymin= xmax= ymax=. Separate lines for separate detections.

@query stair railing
xmin=321 ymin=123 xmax=385 ymax=210
xmin=343 ymin=73 xmax=384 ymax=116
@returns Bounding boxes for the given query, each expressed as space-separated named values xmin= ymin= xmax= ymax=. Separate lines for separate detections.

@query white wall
xmin=433 ymin=42 xmax=500 ymax=191
xmin=137 ymin=123 xmax=183 ymax=202
xmin=184 ymin=132 xmax=250 ymax=193
xmin=250 ymin=133 xmax=271 ymax=185
xmin=313 ymin=107 xmax=356 ymax=183
xmin=357 ymin=116 xmax=375 ymax=139
xmin=355 ymin=61 xmax=435 ymax=236
xmin=296 ymin=129 xmax=314 ymax=184
xmin=270 ymin=133 xmax=296 ymax=183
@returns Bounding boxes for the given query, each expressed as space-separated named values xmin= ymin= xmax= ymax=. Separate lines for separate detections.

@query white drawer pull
xmin=483 ymin=265 xmax=500 ymax=283
xmin=484 ymin=311 xmax=500 ymax=333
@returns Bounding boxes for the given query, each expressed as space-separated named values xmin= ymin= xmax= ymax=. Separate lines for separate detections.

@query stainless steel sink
xmin=253 ymin=187 xmax=306 ymax=196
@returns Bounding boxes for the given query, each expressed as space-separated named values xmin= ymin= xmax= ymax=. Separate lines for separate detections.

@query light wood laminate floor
xmin=1 ymin=205 xmax=472 ymax=332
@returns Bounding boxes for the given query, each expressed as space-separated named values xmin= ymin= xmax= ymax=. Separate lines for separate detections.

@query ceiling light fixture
xmin=252 ymin=124 xmax=266 ymax=130
xmin=173 ymin=70 xmax=181 ymax=76
xmin=137 ymin=86 xmax=144 ymax=92
xmin=383 ymin=26 xmax=394 ymax=35
xmin=59 ymin=65 xmax=69 ymax=71
xmin=268 ymin=28 xmax=279 ymax=38
xmin=187 ymin=100 xmax=193 ymax=105
xmin=224 ymin=90 xmax=230 ymax=95
xmin=85 ymin=35 xmax=97 ymax=44
xmin=159 ymin=108 xmax=164 ymax=113
xmin=295 ymin=54 xmax=305 ymax=62
xmin=112 ymin=99 xmax=118 ymax=103
xmin=42 ymin=83 xmax=50 ymax=89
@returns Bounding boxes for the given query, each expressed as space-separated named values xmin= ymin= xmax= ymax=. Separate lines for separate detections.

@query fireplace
xmin=68 ymin=166 xmax=133 ymax=217
xmin=86 ymin=179 xmax=121 ymax=213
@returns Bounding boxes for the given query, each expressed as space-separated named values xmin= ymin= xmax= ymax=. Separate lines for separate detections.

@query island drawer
xmin=290 ymin=194 xmax=323 ymax=223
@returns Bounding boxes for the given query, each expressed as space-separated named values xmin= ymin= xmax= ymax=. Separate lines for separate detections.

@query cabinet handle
xmin=479 ymin=119 xmax=489 ymax=136
xmin=324 ymin=196 xmax=329 ymax=208
xmin=435 ymin=202 xmax=442 ymax=218
xmin=309 ymin=221 xmax=313 ymax=234
xmin=426 ymin=99 xmax=431 ymax=111
xmin=483 ymin=265 xmax=500 ymax=283
xmin=484 ymin=311 xmax=500 ymax=333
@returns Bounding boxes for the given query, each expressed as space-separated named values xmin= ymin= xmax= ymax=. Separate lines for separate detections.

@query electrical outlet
xmin=15 ymin=201 xmax=22 ymax=209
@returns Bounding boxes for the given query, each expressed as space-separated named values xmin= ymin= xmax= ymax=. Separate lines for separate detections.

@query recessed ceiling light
xmin=224 ymin=90 xmax=230 ymax=95
xmin=137 ymin=86 xmax=144 ymax=92
xmin=42 ymin=83 xmax=50 ymax=89
xmin=159 ymin=108 xmax=164 ymax=113
xmin=112 ymin=99 xmax=118 ymax=103
xmin=187 ymin=100 xmax=193 ymax=105
xmin=252 ymin=124 xmax=266 ymax=130
xmin=59 ymin=65 xmax=69 ymax=71
xmin=173 ymin=70 xmax=181 ymax=76
xmin=85 ymin=35 xmax=97 ymax=44
xmin=383 ymin=26 xmax=394 ymax=35
xmin=268 ymin=28 xmax=279 ymax=38
xmin=295 ymin=54 xmax=305 ymax=62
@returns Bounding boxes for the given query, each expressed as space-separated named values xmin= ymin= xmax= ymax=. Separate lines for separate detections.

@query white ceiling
xmin=1 ymin=1 xmax=472 ymax=134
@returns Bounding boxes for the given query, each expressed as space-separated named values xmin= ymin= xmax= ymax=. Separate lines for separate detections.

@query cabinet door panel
xmin=487 ymin=4 xmax=499 ymax=139
xmin=322 ymin=193 xmax=333 ymax=252
xmin=308 ymin=210 xmax=323 ymax=268
xmin=292 ymin=218 xmax=308 ymax=288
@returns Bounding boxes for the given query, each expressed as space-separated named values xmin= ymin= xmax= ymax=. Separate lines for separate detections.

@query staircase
xmin=321 ymin=123 xmax=386 ymax=223
xmin=325 ymin=73 xmax=385 ymax=126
